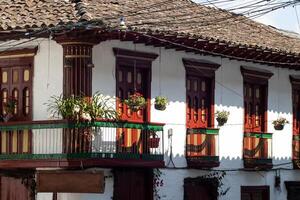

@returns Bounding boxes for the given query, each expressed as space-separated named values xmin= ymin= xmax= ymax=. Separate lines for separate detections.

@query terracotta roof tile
xmin=79 ymin=0 xmax=300 ymax=54
xmin=0 ymin=0 xmax=78 ymax=30
xmin=1 ymin=0 xmax=300 ymax=55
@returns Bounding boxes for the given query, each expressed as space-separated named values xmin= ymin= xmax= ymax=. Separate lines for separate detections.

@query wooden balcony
xmin=0 ymin=120 xmax=165 ymax=169
xmin=186 ymin=128 xmax=220 ymax=168
xmin=243 ymin=132 xmax=273 ymax=170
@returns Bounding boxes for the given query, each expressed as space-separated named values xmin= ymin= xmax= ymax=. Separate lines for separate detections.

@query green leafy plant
xmin=124 ymin=92 xmax=146 ymax=112
xmin=153 ymin=168 xmax=163 ymax=200
xmin=272 ymin=117 xmax=289 ymax=130
xmin=83 ymin=92 xmax=119 ymax=121
xmin=154 ymin=96 xmax=168 ymax=111
xmin=184 ymin=171 xmax=229 ymax=199
xmin=46 ymin=92 xmax=119 ymax=122
xmin=3 ymin=96 xmax=17 ymax=114
xmin=216 ymin=110 xmax=230 ymax=126
xmin=46 ymin=95 xmax=81 ymax=121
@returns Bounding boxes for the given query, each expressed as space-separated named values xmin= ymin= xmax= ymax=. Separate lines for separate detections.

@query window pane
xmin=13 ymin=70 xmax=18 ymax=83
xmin=23 ymin=69 xmax=30 ymax=82
xmin=118 ymin=70 xmax=123 ymax=82
xmin=137 ymin=72 xmax=142 ymax=84
xmin=201 ymin=81 xmax=206 ymax=92
xmin=13 ymin=89 xmax=18 ymax=114
xmin=187 ymin=80 xmax=190 ymax=91
xmin=127 ymin=72 xmax=132 ymax=83
xmin=248 ymin=87 xmax=252 ymax=97
xmin=256 ymin=88 xmax=260 ymax=98
xmin=2 ymin=71 xmax=7 ymax=83
xmin=23 ymin=88 xmax=30 ymax=115
xmin=193 ymin=80 xmax=198 ymax=91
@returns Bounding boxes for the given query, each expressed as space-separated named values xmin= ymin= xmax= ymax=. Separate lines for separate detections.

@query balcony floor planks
xmin=0 ymin=158 xmax=165 ymax=169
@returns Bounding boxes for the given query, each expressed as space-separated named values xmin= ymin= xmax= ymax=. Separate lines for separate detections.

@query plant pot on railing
xmin=216 ymin=110 xmax=230 ymax=127
xmin=2 ymin=96 xmax=17 ymax=122
xmin=148 ymin=137 xmax=160 ymax=148
xmin=125 ymin=92 xmax=146 ymax=112
xmin=216 ymin=117 xmax=227 ymax=127
xmin=274 ymin=124 xmax=284 ymax=130
xmin=154 ymin=96 xmax=168 ymax=111
xmin=272 ymin=117 xmax=289 ymax=131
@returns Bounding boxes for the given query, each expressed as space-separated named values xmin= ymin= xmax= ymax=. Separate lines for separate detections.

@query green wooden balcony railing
xmin=0 ymin=120 xmax=165 ymax=163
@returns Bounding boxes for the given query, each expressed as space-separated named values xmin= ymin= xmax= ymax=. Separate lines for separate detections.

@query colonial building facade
xmin=0 ymin=0 xmax=300 ymax=200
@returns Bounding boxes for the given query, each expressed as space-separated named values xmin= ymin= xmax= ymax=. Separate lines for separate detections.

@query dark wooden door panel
xmin=186 ymin=75 xmax=211 ymax=129
xmin=1 ymin=176 xmax=30 ymax=200
xmin=114 ymin=168 xmax=153 ymax=200
xmin=116 ymin=65 xmax=150 ymax=122
xmin=241 ymin=186 xmax=269 ymax=200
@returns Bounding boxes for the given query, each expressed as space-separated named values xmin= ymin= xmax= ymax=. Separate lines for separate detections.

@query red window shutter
xmin=186 ymin=75 xmax=212 ymax=129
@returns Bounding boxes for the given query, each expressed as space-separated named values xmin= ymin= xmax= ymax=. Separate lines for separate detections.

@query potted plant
xmin=83 ymin=92 xmax=119 ymax=121
xmin=124 ymin=92 xmax=146 ymax=112
xmin=216 ymin=110 xmax=230 ymax=127
xmin=2 ymin=96 xmax=17 ymax=122
xmin=148 ymin=131 xmax=160 ymax=148
xmin=154 ymin=96 xmax=168 ymax=111
xmin=272 ymin=117 xmax=289 ymax=130
xmin=46 ymin=92 xmax=119 ymax=122
xmin=46 ymin=95 xmax=81 ymax=121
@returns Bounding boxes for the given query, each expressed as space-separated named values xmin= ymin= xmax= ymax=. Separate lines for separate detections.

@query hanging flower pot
xmin=274 ymin=124 xmax=284 ymax=131
xmin=272 ymin=117 xmax=289 ymax=131
xmin=216 ymin=110 xmax=230 ymax=127
xmin=125 ymin=92 xmax=146 ymax=112
xmin=2 ymin=97 xmax=17 ymax=122
xmin=148 ymin=131 xmax=160 ymax=148
xmin=148 ymin=138 xmax=160 ymax=148
xmin=154 ymin=96 xmax=168 ymax=111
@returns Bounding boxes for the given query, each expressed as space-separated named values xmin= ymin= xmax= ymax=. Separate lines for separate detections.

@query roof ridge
xmin=74 ymin=0 xmax=92 ymax=21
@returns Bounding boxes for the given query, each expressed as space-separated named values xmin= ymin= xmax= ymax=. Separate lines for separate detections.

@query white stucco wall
xmin=26 ymin=38 xmax=300 ymax=200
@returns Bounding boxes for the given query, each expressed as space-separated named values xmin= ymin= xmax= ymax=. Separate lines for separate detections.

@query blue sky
xmin=194 ymin=0 xmax=300 ymax=33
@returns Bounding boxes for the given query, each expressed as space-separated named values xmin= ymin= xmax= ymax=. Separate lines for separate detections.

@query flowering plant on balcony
xmin=124 ymin=92 xmax=146 ymax=112
xmin=154 ymin=96 xmax=168 ymax=111
xmin=272 ymin=117 xmax=289 ymax=130
xmin=2 ymin=96 xmax=17 ymax=122
xmin=82 ymin=92 xmax=119 ymax=121
xmin=216 ymin=110 xmax=230 ymax=127
xmin=46 ymin=92 xmax=119 ymax=122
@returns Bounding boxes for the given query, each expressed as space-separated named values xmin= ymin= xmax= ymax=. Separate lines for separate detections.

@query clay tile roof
xmin=80 ymin=0 xmax=300 ymax=54
xmin=1 ymin=0 xmax=300 ymax=55
xmin=0 ymin=0 xmax=78 ymax=30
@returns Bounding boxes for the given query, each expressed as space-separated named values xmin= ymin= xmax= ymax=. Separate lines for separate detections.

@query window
xmin=113 ymin=48 xmax=158 ymax=154
xmin=184 ymin=177 xmax=218 ymax=200
xmin=183 ymin=58 xmax=220 ymax=168
xmin=241 ymin=66 xmax=273 ymax=169
xmin=285 ymin=181 xmax=300 ymax=200
xmin=290 ymin=75 xmax=300 ymax=168
xmin=241 ymin=186 xmax=269 ymax=200
xmin=0 ymin=52 xmax=35 ymax=154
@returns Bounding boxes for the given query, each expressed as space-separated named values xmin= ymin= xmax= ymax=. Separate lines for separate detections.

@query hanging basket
xmin=217 ymin=117 xmax=227 ymax=127
xmin=274 ymin=124 xmax=284 ymax=131
xmin=148 ymin=138 xmax=160 ymax=148
xmin=155 ymin=103 xmax=166 ymax=111
xmin=129 ymin=105 xmax=144 ymax=112
xmin=2 ymin=113 xmax=13 ymax=122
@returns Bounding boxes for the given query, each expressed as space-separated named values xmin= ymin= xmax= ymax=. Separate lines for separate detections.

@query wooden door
xmin=113 ymin=168 xmax=153 ymax=200
xmin=244 ymin=83 xmax=266 ymax=133
xmin=184 ymin=178 xmax=217 ymax=200
xmin=116 ymin=65 xmax=150 ymax=154
xmin=244 ymin=83 xmax=268 ymax=158
xmin=241 ymin=186 xmax=269 ymax=200
xmin=116 ymin=65 xmax=150 ymax=122
xmin=0 ymin=66 xmax=32 ymax=154
xmin=0 ymin=176 xmax=30 ymax=200
xmin=186 ymin=75 xmax=211 ymax=129
xmin=292 ymin=88 xmax=300 ymax=159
